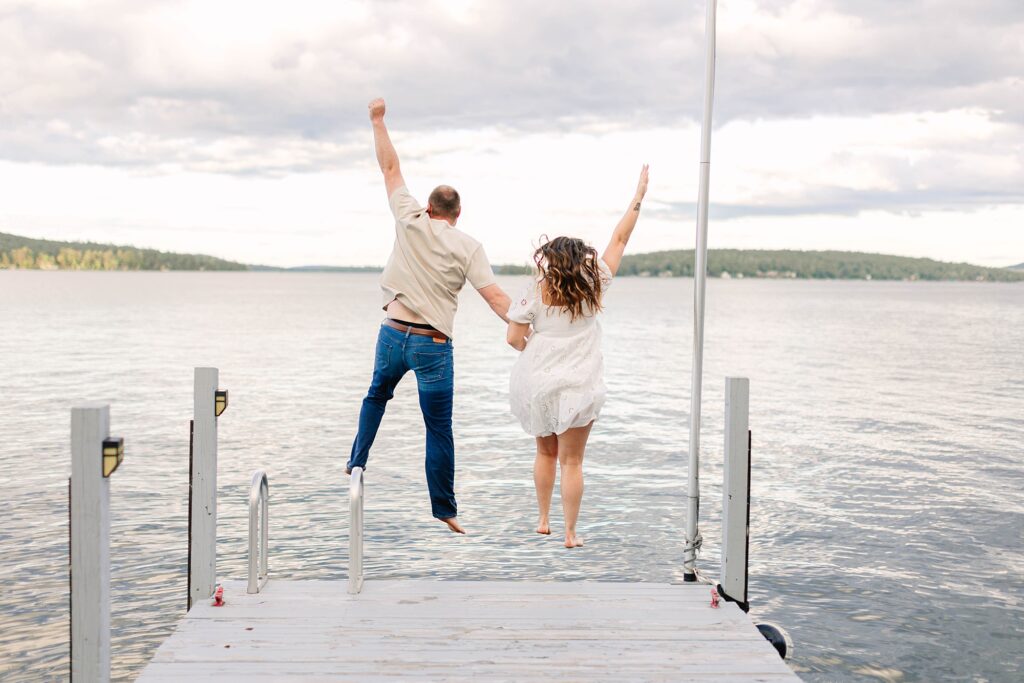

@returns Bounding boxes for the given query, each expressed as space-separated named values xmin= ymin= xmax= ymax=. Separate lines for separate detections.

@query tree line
xmin=495 ymin=249 xmax=1022 ymax=282
xmin=0 ymin=233 xmax=246 ymax=271
xmin=3 ymin=231 xmax=1020 ymax=281
xmin=613 ymin=249 xmax=1023 ymax=282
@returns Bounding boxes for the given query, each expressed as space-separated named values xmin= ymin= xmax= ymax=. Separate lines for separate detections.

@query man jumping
xmin=346 ymin=98 xmax=512 ymax=534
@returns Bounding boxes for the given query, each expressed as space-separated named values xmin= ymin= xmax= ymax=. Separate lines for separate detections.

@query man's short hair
xmin=428 ymin=185 xmax=461 ymax=221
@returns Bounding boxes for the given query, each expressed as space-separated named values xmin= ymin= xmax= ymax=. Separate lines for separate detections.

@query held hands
xmin=368 ymin=97 xmax=386 ymax=122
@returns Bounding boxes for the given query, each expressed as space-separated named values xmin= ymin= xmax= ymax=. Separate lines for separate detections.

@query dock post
xmin=70 ymin=403 xmax=122 ymax=682
xmin=719 ymin=377 xmax=750 ymax=611
xmin=188 ymin=368 xmax=225 ymax=610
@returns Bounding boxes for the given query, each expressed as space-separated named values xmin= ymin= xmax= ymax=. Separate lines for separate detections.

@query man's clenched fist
xmin=368 ymin=98 xmax=386 ymax=122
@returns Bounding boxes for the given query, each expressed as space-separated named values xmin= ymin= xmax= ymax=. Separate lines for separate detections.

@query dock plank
xmin=137 ymin=580 xmax=799 ymax=682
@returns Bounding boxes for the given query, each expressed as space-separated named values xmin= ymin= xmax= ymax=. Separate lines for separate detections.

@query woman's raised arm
xmin=602 ymin=164 xmax=649 ymax=277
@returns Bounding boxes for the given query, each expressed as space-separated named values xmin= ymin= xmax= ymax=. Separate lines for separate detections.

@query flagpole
xmin=684 ymin=0 xmax=717 ymax=582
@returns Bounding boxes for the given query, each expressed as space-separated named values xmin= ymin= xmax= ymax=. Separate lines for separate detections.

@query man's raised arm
xmin=369 ymin=97 xmax=405 ymax=199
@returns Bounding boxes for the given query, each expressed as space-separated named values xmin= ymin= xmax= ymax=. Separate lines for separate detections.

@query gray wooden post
xmin=70 ymin=403 xmax=111 ymax=682
xmin=188 ymin=367 xmax=220 ymax=610
xmin=719 ymin=377 xmax=750 ymax=610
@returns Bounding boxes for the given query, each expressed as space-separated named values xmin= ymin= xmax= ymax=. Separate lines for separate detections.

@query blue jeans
xmin=347 ymin=324 xmax=457 ymax=519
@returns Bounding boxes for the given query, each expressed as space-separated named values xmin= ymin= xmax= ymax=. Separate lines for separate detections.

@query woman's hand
xmin=634 ymin=163 xmax=649 ymax=201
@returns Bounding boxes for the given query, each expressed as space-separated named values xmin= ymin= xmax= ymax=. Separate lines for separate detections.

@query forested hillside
xmin=615 ymin=249 xmax=1024 ymax=282
xmin=3 ymin=231 xmax=1020 ymax=281
xmin=0 ymin=232 xmax=247 ymax=271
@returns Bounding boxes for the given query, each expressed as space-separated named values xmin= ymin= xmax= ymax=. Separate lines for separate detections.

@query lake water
xmin=0 ymin=271 xmax=1021 ymax=682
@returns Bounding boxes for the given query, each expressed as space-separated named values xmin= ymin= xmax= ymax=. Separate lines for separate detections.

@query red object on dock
xmin=710 ymin=587 xmax=720 ymax=608
xmin=212 ymin=584 xmax=224 ymax=607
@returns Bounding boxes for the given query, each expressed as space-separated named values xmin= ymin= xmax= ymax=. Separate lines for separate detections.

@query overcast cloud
xmin=0 ymin=0 xmax=1021 ymax=265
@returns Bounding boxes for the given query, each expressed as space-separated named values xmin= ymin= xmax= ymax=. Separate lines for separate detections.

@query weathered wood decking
xmin=137 ymin=579 xmax=799 ymax=682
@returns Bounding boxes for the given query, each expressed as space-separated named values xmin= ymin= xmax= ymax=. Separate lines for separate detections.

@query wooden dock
xmin=137 ymin=579 xmax=799 ymax=682
xmin=67 ymin=371 xmax=796 ymax=681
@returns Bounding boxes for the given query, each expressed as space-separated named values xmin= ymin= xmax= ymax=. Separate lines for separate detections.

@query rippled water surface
xmin=1 ymin=271 xmax=1022 ymax=682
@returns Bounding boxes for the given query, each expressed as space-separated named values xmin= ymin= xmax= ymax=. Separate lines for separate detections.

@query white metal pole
xmin=189 ymin=367 xmax=219 ymax=609
xmin=684 ymin=0 xmax=718 ymax=581
xmin=720 ymin=377 xmax=750 ymax=608
xmin=348 ymin=466 xmax=365 ymax=595
xmin=70 ymin=403 xmax=111 ymax=682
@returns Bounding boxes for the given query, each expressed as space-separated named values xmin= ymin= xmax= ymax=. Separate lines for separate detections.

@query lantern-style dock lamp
xmin=215 ymin=390 xmax=228 ymax=417
xmin=102 ymin=437 xmax=123 ymax=478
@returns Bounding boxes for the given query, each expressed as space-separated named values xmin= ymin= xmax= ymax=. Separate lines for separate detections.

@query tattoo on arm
xmin=633 ymin=202 xmax=641 ymax=212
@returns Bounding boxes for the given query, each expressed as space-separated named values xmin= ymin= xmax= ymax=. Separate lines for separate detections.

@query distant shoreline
xmin=6 ymin=268 xmax=1024 ymax=284
xmin=2 ymin=232 xmax=1021 ymax=282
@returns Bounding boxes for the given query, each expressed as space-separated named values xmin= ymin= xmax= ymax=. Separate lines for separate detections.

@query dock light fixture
xmin=102 ymin=437 xmax=124 ymax=477
xmin=215 ymin=390 xmax=229 ymax=417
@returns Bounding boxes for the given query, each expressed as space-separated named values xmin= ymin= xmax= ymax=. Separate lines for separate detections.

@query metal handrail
xmin=348 ymin=466 xmax=364 ymax=594
xmin=247 ymin=470 xmax=269 ymax=594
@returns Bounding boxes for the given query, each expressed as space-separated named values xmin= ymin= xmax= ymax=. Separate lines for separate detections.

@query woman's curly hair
xmin=534 ymin=236 xmax=603 ymax=322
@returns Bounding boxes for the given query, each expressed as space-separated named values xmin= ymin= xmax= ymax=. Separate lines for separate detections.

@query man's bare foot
xmin=564 ymin=534 xmax=584 ymax=548
xmin=345 ymin=466 xmax=352 ymax=475
xmin=536 ymin=520 xmax=551 ymax=535
xmin=440 ymin=517 xmax=466 ymax=534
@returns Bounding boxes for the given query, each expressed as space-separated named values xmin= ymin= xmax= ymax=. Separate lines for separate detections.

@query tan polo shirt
xmin=380 ymin=186 xmax=496 ymax=339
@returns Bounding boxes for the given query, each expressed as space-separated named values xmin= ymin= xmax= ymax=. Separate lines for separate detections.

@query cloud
xmin=0 ymin=0 xmax=1021 ymax=262
xmin=1 ymin=1 xmax=1021 ymax=166
xmin=2 ymin=107 xmax=1019 ymax=269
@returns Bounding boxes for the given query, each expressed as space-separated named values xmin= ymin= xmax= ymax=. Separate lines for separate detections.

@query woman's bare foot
xmin=536 ymin=519 xmax=551 ymax=535
xmin=564 ymin=534 xmax=584 ymax=548
xmin=439 ymin=517 xmax=466 ymax=534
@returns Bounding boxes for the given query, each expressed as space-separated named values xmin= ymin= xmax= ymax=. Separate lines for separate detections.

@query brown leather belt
xmin=383 ymin=318 xmax=449 ymax=343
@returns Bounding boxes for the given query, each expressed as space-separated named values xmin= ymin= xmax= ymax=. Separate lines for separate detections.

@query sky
xmin=1 ymin=0 xmax=1022 ymax=267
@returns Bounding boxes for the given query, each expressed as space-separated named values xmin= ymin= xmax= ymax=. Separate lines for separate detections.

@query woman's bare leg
xmin=556 ymin=422 xmax=593 ymax=548
xmin=533 ymin=435 xmax=558 ymax=534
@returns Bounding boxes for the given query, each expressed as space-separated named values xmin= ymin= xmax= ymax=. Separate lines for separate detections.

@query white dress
xmin=508 ymin=260 xmax=613 ymax=437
